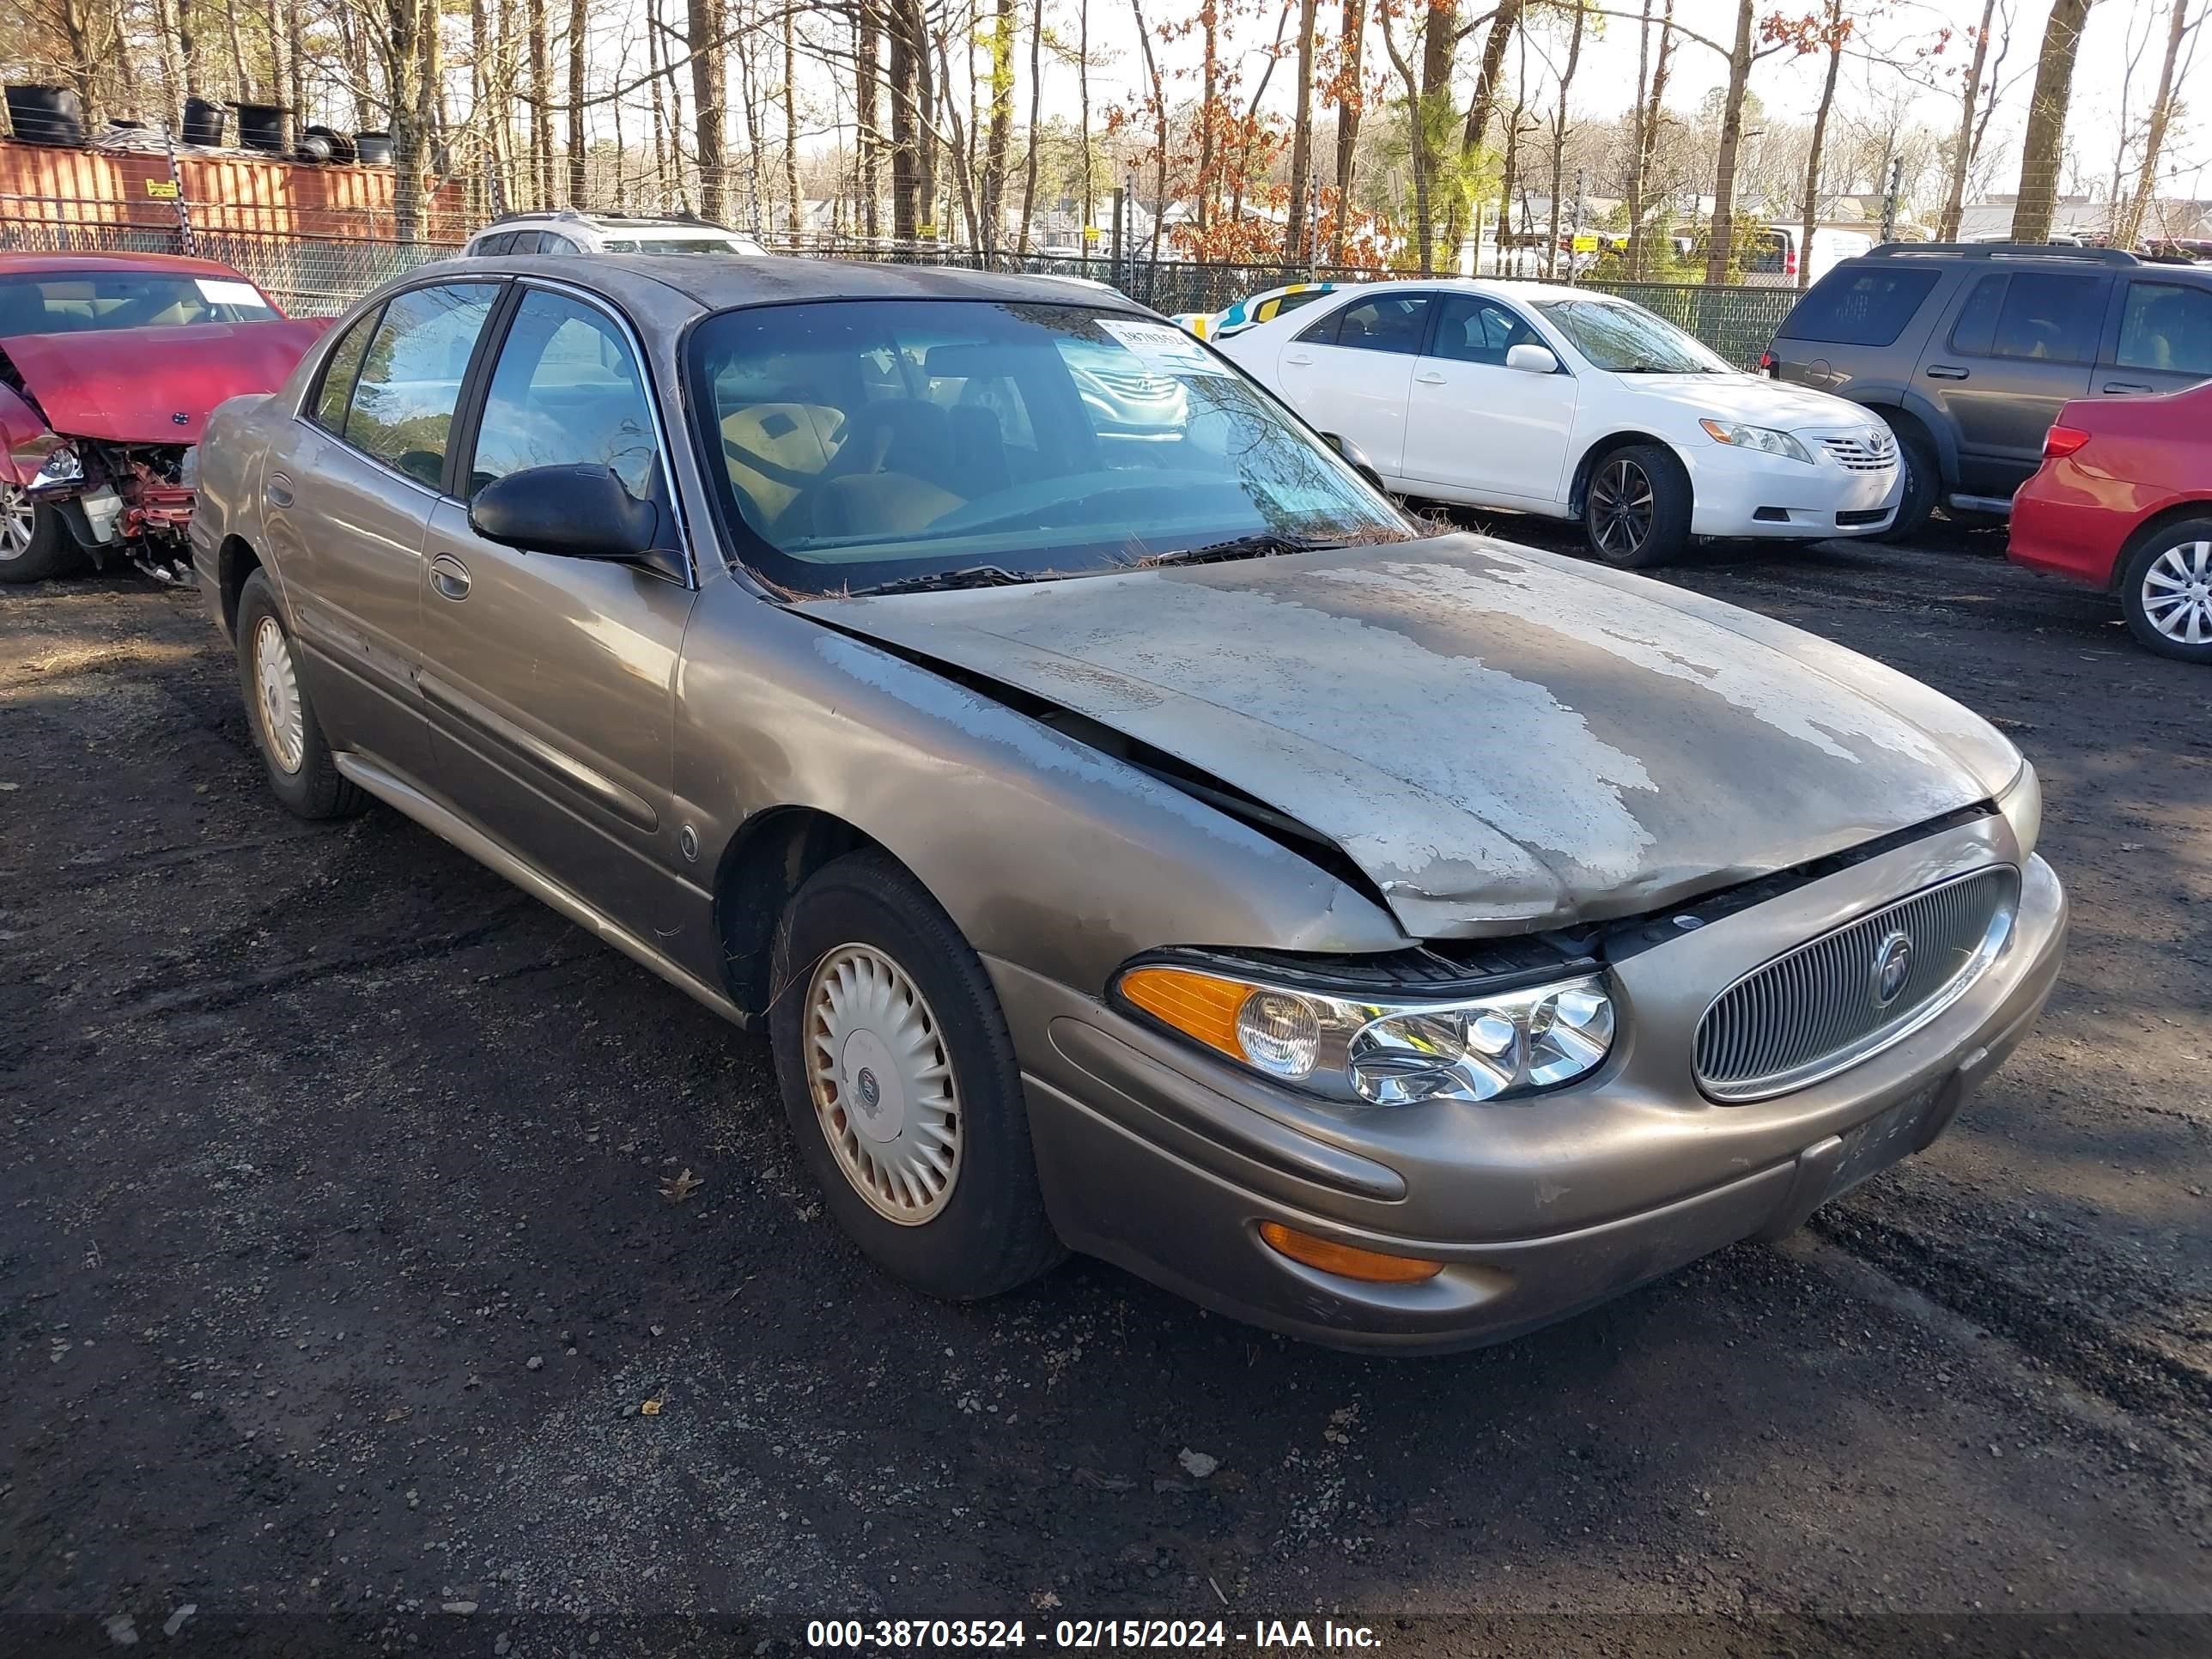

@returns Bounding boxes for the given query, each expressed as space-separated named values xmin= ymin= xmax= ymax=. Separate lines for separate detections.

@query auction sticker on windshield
xmin=195 ymin=278 xmax=265 ymax=307
xmin=1099 ymin=318 xmax=1232 ymax=376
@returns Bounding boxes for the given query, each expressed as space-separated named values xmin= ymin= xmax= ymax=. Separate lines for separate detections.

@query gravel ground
xmin=3 ymin=523 xmax=2209 ymax=1659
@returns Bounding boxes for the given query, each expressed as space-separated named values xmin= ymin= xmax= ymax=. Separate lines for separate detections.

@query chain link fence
xmin=1 ymin=209 xmax=1799 ymax=368
xmin=0 ymin=204 xmax=460 ymax=316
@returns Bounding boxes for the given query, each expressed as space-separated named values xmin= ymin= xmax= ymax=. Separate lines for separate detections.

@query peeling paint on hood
xmin=809 ymin=533 xmax=2021 ymax=937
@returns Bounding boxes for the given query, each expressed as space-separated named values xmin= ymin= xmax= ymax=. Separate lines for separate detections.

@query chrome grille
xmin=1820 ymin=432 xmax=1899 ymax=471
xmin=1693 ymin=867 xmax=2017 ymax=1101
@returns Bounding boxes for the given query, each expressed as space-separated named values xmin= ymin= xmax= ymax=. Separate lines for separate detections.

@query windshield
xmin=0 ymin=270 xmax=278 ymax=335
xmin=689 ymin=298 xmax=1411 ymax=595
xmin=604 ymin=236 xmax=763 ymax=255
xmin=1533 ymin=298 xmax=1729 ymax=374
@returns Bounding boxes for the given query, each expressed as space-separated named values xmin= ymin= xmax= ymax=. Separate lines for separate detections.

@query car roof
xmin=386 ymin=252 xmax=1158 ymax=327
xmin=1297 ymin=276 xmax=1613 ymax=306
xmin=0 ymin=248 xmax=253 ymax=281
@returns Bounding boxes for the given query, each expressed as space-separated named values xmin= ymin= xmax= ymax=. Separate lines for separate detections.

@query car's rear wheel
xmin=0 ymin=482 xmax=79 ymax=585
xmin=234 ymin=568 xmax=369 ymax=818
xmin=768 ymin=849 xmax=1063 ymax=1301
xmin=1583 ymin=444 xmax=1690 ymax=568
xmin=1875 ymin=424 xmax=1939 ymax=542
xmin=2119 ymin=520 xmax=2212 ymax=664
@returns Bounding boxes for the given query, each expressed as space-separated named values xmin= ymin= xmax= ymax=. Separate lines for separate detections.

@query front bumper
xmin=995 ymin=819 xmax=2064 ymax=1352
xmin=1681 ymin=441 xmax=1903 ymax=540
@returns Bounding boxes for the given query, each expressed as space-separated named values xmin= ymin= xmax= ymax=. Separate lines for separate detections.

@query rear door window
xmin=308 ymin=305 xmax=380 ymax=434
xmin=1316 ymin=295 xmax=1431 ymax=356
xmin=1780 ymin=265 xmax=1939 ymax=346
xmin=1948 ymin=271 xmax=2106 ymax=362
xmin=2114 ymin=281 xmax=2212 ymax=376
xmin=341 ymin=283 xmax=501 ymax=489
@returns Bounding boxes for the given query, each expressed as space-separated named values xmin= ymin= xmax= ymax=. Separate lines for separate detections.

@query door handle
xmin=265 ymin=472 xmax=294 ymax=507
xmin=1924 ymin=364 xmax=1970 ymax=380
xmin=1283 ymin=352 xmax=1313 ymax=367
xmin=1414 ymin=370 xmax=1447 ymax=385
xmin=2102 ymin=381 xmax=2154 ymax=394
xmin=428 ymin=552 xmax=471 ymax=601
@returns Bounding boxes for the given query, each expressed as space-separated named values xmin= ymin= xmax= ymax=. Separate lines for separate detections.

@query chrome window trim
xmin=1692 ymin=866 xmax=2020 ymax=1103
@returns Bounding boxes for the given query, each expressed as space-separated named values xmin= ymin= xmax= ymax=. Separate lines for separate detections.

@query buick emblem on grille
xmin=1871 ymin=931 xmax=1914 ymax=1007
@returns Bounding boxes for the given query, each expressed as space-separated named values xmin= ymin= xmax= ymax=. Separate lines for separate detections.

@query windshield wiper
xmin=1143 ymin=532 xmax=1346 ymax=569
xmin=845 ymin=563 xmax=1038 ymax=598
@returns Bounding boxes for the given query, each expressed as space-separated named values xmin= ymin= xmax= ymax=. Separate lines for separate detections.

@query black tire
xmin=1582 ymin=442 xmax=1691 ymax=568
xmin=0 ymin=484 xmax=81 ymax=585
xmin=1876 ymin=423 xmax=1940 ymax=542
xmin=234 ymin=568 xmax=368 ymax=819
xmin=768 ymin=849 xmax=1064 ymax=1301
xmin=2118 ymin=518 xmax=2212 ymax=665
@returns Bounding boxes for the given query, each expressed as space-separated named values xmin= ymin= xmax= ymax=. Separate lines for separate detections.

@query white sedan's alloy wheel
xmin=805 ymin=943 xmax=962 ymax=1224
xmin=252 ymin=616 xmax=307 ymax=775
xmin=0 ymin=483 xmax=35 ymax=561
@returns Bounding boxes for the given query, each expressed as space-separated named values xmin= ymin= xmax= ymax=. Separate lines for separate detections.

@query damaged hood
xmin=0 ymin=319 xmax=331 ymax=443
xmin=810 ymin=535 xmax=2023 ymax=938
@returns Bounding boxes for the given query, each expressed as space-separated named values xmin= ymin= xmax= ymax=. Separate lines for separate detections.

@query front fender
xmin=0 ymin=381 xmax=56 ymax=488
xmin=671 ymin=586 xmax=1409 ymax=1000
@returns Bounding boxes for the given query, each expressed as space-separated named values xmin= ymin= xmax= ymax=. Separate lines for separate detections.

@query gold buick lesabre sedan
xmin=188 ymin=255 xmax=2064 ymax=1351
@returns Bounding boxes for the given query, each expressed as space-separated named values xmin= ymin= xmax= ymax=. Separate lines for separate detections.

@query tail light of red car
xmin=2043 ymin=424 xmax=2092 ymax=460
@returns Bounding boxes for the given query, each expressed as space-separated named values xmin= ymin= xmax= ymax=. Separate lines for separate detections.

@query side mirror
xmin=1506 ymin=343 xmax=1561 ymax=376
xmin=1327 ymin=432 xmax=1388 ymax=491
xmin=468 ymin=464 xmax=659 ymax=560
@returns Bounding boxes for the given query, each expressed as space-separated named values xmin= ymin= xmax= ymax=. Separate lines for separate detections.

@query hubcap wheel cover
xmin=0 ymin=483 xmax=33 ymax=560
xmin=253 ymin=616 xmax=307 ymax=774
xmin=1590 ymin=459 xmax=1654 ymax=557
xmin=805 ymin=943 xmax=961 ymax=1224
xmin=2142 ymin=539 xmax=2212 ymax=647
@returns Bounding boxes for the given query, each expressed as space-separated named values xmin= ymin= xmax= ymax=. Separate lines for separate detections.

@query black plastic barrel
xmin=4 ymin=84 xmax=86 ymax=147
xmin=181 ymin=95 xmax=225 ymax=147
xmin=233 ymin=101 xmax=284 ymax=153
xmin=295 ymin=131 xmax=333 ymax=163
xmin=353 ymin=130 xmax=393 ymax=166
xmin=303 ymin=124 xmax=354 ymax=163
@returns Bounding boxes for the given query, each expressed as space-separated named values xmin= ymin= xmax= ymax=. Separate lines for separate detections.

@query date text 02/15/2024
xmin=805 ymin=1620 xmax=1382 ymax=1650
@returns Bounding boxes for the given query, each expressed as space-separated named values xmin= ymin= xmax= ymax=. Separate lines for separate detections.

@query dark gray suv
xmin=1765 ymin=244 xmax=2212 ymax=537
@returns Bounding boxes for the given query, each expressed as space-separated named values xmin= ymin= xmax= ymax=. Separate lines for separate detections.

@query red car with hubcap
xmin=2008 ymin=380 xmax=2212 ymax=664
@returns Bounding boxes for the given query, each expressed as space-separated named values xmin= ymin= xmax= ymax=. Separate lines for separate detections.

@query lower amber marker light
xmin=1259 ymin=1222 xmax=1445 ymax=1284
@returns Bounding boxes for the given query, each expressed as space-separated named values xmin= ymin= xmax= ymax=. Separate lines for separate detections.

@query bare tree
xmin=1018 ymin=0 xmax=1044 ymax=250
xmin=687 ymin=0 xmax=728 ymax=220
xmin=2011 ymin=0 xmax=2100 ymax=242
xmin=1285 ymin=0 xmax=1319 ymax=261
xmin=1798 ymin=0 xmax=1847 ymax=285
xmin=1331 ymin=0 xmax=1364 ymax=261
xmin=568 ymin=0 xmax=589 ymax=204
xmin=1938 ymin=0 xmax=2003 ymax=241
xmin=2113 ymin=0 xmax=2202 ymax=246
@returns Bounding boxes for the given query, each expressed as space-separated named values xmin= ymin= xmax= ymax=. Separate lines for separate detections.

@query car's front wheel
xmin=234 ymin=568 xmax=369 ymax=818
xmin=0 ymin=481 xmax=79 ymax=585
xmin=2119 ymin=519 xmax=2212 ymax=664
xmin=769 ymin=849 xmax=1063 ymax=1300
xmin=1583 ymin=443 xmax=1690 ymax=568
xmin=1875 ymin=425 xmax=1939 ymax=542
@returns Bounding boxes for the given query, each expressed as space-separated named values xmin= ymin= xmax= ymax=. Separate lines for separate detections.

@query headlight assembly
xmin=1115 ymin=959 xmax=1617 ymax=1107
xmin=1698 ymin=419 xmax=1814 ymax=464
xmin=27 ymin=440 xmax=84 ymax=492
xmin=1996 ymin=761 xmax=2041 ymax=859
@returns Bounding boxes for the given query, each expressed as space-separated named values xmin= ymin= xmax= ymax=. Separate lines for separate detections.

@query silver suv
xmin=1765 ymin=243 xmax=2212 ymax=536
xmin=461 ymin=210 xmax=767 ymax=259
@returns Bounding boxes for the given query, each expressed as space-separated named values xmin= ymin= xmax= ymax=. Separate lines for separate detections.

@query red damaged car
xmin=0 ymin=249 xmax=331 ymax=585
xmin=2009 ymin=380 xmax=2212 ymax=665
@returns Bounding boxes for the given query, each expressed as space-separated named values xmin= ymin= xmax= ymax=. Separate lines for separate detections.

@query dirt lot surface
xmin=4 ymin=525 xmax=2209 ymax=1658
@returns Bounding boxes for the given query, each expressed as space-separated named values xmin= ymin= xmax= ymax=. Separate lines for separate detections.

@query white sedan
xmin=1215 ymin=277 xmax=1904 ymax=566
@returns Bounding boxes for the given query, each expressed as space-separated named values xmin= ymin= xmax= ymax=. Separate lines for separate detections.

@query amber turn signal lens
xmin=1259 ymin=1221 xmax=1445 ymax=1284
xmin=1119 ymin=966 xmax=1250 ymax=1061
